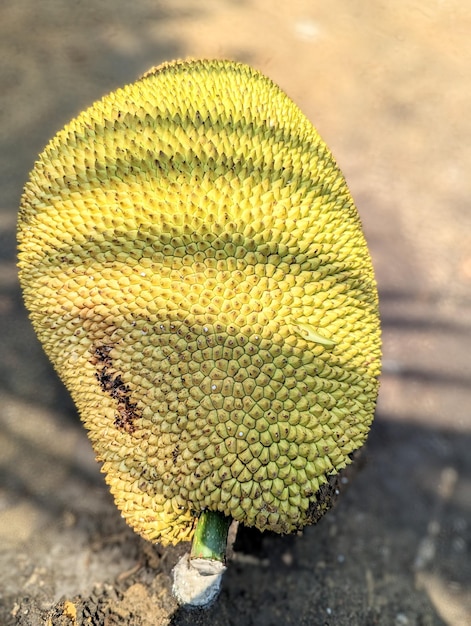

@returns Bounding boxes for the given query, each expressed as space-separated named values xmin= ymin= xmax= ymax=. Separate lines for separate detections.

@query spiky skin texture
xmin=17 ymin=60 xmax=381 ymax=545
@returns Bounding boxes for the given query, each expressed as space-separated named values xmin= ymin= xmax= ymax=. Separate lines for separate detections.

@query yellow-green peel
xmin=17 ymin=59 xmax=381 ymax=546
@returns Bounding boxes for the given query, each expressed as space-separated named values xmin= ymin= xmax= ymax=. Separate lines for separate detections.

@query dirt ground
xmin=1 ymin=1 xmax=470 ymax=624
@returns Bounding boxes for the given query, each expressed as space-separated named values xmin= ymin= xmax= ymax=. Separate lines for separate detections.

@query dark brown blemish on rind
xmin=172 ymin=445 xmax=179 ymax=463
xmin=91 ymin=344 xmax=140 ymax=433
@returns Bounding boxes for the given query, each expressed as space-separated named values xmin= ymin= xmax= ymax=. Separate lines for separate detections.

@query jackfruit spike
xmin=293 ymin=323 xmax=337 ymax=348
xmin=190 ymin=510 xmax=232 ymax=564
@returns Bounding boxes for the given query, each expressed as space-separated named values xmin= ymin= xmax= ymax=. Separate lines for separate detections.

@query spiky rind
xmin=18 ymin=59 xmax=381 ymax=545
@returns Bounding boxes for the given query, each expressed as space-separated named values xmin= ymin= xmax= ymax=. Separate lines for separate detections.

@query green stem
xmin=190 ymin=510 xmax=232 ymax=563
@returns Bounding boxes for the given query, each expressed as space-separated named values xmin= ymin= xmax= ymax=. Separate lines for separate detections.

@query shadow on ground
xmin=2 ymin=395 xmax=468 ymax=625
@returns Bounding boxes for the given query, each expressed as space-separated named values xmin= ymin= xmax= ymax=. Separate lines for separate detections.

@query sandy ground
xmin=1 ymin=1 xmax=470 ymax=624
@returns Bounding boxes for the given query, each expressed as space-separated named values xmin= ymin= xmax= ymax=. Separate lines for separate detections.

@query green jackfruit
xmin=18 ymin=59 xmax=381 ymax=545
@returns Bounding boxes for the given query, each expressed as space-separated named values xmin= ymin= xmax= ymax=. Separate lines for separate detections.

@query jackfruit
xmin=17 ymin=59 xmax=381 ymax=545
